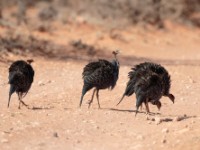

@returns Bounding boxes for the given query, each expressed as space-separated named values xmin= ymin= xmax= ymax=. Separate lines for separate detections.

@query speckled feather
xmin=124 ymin=62 xmax=171 ymax=97
xmin=118 ymin=62 xmax=174 ymax=113
xmin=82 ymin=59 xmax=118 ymax=90
xmin=8 ymin=60 xmax=34 ymax=97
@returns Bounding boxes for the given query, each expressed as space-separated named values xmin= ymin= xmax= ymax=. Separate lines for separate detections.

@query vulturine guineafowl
xmin=117 ymin=62 xmax=175 ymax=116
xmin=80 ymin=51 xmax=120 ymax=108
xmin=8 ymin=59 xmax=34 ymax=109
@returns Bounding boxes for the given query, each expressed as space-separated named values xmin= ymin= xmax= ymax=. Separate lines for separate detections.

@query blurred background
xmin=0 ymin=0 xmax=199 ymax=63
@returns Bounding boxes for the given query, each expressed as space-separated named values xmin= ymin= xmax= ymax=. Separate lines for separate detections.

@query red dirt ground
xmin=0 ymin=23 xmax=200 ymax=150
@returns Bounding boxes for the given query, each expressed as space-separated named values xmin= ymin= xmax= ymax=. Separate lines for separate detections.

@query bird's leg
xmin=88 ymin=89 xmax=96 ymax=108
xmin=20 ymin=100 xmax=29 ymax=108
xmin=18 ymin=101 xmax=21 ymax=109
xmin=96 ymin=89 xmax=101 ymax=109
xmin=144 ymin=99 xmax=150 ymax=119
xmin=18 ymin=93 xmax=29 ymax=109
xmin=18 ymin=93 xmax=21 ymax=109
xmin=140 ymin=103 xmax=143 ymax=111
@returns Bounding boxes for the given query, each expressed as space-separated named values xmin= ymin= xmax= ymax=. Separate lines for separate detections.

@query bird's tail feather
xmin=116 ymin=94 xmax=125 ymax=106
xmin=8 ymin=84 xmax=15 ymax=108
xmin=79 ymin=85 xmax=92 ymax=107
xmin=125 ymin=81 xmax=135 ymax=96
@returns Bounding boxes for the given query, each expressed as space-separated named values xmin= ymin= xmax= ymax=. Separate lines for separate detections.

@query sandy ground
xmin=0 ymin=23 xmax=200 ymax=150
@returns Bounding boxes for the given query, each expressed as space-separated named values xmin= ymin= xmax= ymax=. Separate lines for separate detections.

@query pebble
xmin=173 ymin=115 xmax=187 ymax=122
xmin=162 ymin=139 xmax=167 ymax=144
xmin=147 ymin=121 xmax=152 ymax=124
xmin=38 ymin=81 xmax=44 ymax=86
xmin=180 ymin=97 xmax=185 ymax=101
xmin=155 ymin=117 xmax=162 ymax=125
xmin=162 ymin=128 xmax=169 ymax=133
xmin=153 ymin=141 xmax=156 ymax=145
xmin=119 ymin=122 xmax=124 ymax=125
xmin=178 ymin=128 xmax=189 ymax=134
xmin=77 ymin=140 xmax=81 ymax=143
xmin=136 ymin=135 xmax=144 ymax=140
xmin=53 ymin=132 xmax=58 ymax=138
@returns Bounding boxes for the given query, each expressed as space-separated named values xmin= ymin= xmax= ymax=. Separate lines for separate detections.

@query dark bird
xmin=8 ymin=59 xmax=35 ymax=109
xmin=80 ymin=51 xmax=120 ymax=108
xmin=117 ymin=62 xmax=175 ymax=116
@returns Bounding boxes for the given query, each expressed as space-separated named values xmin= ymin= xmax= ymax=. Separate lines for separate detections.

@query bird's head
xmin=27 ymin=59 xmax=34 ymax=64
xmin=111 ymin=50 xmax=120 ymax=68
xmin=112 ymin=50 xmax=119 ymax=58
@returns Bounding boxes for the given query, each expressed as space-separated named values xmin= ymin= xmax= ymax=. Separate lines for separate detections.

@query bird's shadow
xmin=30 ymin=106 xmax=54 ymax=110
xmin=104 ymin=108 xmax=161 ymax=115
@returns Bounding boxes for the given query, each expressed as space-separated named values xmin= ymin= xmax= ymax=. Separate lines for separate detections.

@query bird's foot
xmin=140 ymin=105 xmax=143 ymax=111
xmin=87 ymin=100 xmax=93 ymax=109
xmin=26 ymin=105 xmax=32 ymax=109
xmin=146 ymin=112 xmax=150 ymax=120
xmin=20 ymin=101 xmax=30 ymax=109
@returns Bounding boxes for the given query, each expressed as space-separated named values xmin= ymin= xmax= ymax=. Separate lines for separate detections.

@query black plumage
xmin=80 ymin=51 xmax=120 ymax=108
xmin=117 ymin=62 xmax=175 ymax=116
xmin=8 ymin=59 xmax=34 ymax=109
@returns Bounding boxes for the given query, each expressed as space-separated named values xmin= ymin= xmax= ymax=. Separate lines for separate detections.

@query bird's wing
xmin=82 ymin=61 xmax=101 ymax=78
xmin=82 ymin=59 xmax=111 ymax=78
xmin=82 ymin=60 xmax=113 ymax=85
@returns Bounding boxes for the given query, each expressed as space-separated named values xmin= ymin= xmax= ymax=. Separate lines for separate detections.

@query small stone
xmin=189 ymin=77 xmax=195 ymax=83
xmin=178 ymin=128 xmax=189 ymax=134
xmin=155 ymin=117 xmax=162 ymax=125
xmin=77 ymin=140 xmax=81 ymax=143
xmin=176 ymin=140 xmax=180 ymax=143
xmin=162 ymin=139 xmax=167 ymax=143
xmin=173 ymin=115 xmax=187 ymax=122
xmin=185 ymin=85 xmax=190 ymax=89
xmin=38 ymin=81 xmax=44 ymax=86
xmin=162 ymin=128 xmax=169 ymax=133
xmin=53 ymin=132 xmax=58 ymax=138
xmin=47 ymin=80 xmax=52 ymax=83
xmin=137 ymin=135 xmax=144 ymax=140
xmin=120 ymin=122 xmax=124 ymax=125
xmin=147 ymin=121 xmax=152 ymax=124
